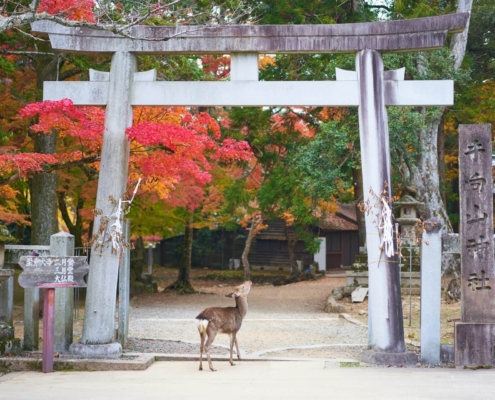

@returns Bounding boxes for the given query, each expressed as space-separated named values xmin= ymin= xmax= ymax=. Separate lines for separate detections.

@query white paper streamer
xmin=379 ymin=198 xmax=395 ymax=258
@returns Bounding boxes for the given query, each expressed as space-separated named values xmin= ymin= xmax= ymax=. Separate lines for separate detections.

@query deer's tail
xmin=196 ymin=318 xmax=208 ymax=334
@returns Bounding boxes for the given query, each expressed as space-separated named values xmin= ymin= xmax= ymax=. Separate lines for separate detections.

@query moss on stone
xmin=0 ymin=338 xmax=21 ymax=356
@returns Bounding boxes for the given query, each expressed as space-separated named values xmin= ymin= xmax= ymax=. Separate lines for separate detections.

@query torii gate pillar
xmin=69 ymin=52 xmax=136 ymax=358
xmin=356 ymin=50 xmax=415 ymax=364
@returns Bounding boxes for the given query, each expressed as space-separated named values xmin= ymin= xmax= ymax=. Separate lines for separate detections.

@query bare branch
xmin=116 ymin=0 xmax=184 ymax=34
xmin=0 ymin=155 xmax=101 ymax=187
xmin=0 ymin=49 xmax=56 ymax=56
xmin=13 ymin=26 xmax=49 ymax=41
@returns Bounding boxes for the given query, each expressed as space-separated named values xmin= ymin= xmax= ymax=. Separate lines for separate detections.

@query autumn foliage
xmin=14 ymin=100 xmax=252 ymax=213
xmin=37 ymin=0 xmax=96 ymax=22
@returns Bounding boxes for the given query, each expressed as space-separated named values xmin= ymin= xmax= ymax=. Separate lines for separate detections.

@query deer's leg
xmin=199 ymin=331 xmax=206 ymax=371
xmin=234 ymin=336 xmax=242 ymax=360
xmin=204 ymin=329 xmax=218 ymax=372
xmin=228 ymin=334 xmax=235 ymax=366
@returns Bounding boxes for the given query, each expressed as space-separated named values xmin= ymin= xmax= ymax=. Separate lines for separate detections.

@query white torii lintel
xmin=43 ymin=79 xmax=453 ymax=107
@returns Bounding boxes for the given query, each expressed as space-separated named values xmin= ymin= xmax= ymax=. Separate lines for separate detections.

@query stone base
xmin=0 ymin=337 xmax=21 ymax=355
xmin=440 ymin=344 xmax=455 ymax=364
xmin=69 ymin=342 xmax=122 ymax=359
xmin=455 ymin=322 xmax=495 ymax=367
xmin=362 ymin=350 xmax=418 ymax=366
xmin=0 ymin=321 xmax=20 ymax=355
xmin=0 ymin=322 xmax=14 ymax=341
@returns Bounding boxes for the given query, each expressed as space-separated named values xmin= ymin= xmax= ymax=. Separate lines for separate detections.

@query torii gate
xmin=32 ymin=13 xmax=468 ymax=363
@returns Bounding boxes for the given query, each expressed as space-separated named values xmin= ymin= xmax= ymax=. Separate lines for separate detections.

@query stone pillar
xmin=456 ymin=124 xmax=495 ymax=367
xmin=314 ymin=238 xmax=326 ymax=271
xmin=23 ymin=288 xmax=39 ymax=350
xmin=73 ymin=51 xmax=136 ymax=358
xmin=51 ymin=232 xmax=75 ymax=352
xmin=0 ymin=243 xmax=13 ymax=327
xmin=147 ymin=243 xmax=153 ymax=275
xmin=420 ymin=218 xmax=442 ymax=364
xmin=356 ymin=50 xmax=415 ymax=365
xmin=118 ymin=220 xmax=130 ymax=346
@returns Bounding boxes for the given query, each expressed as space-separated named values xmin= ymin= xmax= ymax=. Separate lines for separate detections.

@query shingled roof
xmin=317 ymin=203 xmax=358 ymax=231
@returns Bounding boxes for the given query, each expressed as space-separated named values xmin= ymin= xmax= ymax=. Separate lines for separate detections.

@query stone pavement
xmin=1 ymin=361 xmax=494 ymax=400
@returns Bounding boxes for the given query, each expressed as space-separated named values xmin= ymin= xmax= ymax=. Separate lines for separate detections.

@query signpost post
xmin=18 ymin=256 xmax=89 ymax=373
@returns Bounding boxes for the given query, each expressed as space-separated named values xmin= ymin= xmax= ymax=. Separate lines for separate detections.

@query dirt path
xmin=126 ymin=276 xmax=369 ymax=359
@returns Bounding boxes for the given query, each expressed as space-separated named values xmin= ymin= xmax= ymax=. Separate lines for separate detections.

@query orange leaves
xmin=259 ymin=55 xmax=276 ymax=70
xmin=281 ymin=211 xmax=295 ymax=226
xmin=318 ymin=107 xmax=347 ymax=122
xmin=0 ymin=184 xmax=29 ymax=225
xmin=313 ymin=198 xmax=339 ymax=219
xmin=270 ymin=111 xmax=315 ymax=138
xmin=444 ymin=154 xmax=459 ymax=182
xmin=133 ymin=106 xmax=185 ymax=126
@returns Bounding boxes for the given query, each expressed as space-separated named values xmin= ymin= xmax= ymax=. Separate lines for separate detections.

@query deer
xmin=195 ymin=280 xmax=252 ymax=371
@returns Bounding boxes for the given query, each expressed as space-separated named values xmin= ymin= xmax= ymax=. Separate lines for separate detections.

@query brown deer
xmin=196 ymin=280 xmax=252 ymax=371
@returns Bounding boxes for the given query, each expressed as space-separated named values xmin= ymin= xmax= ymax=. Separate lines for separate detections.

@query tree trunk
xmin=30 ymin=150 xmax=58 ymax=245
xmin=407 ymin=1 xmax=473 ymax=233
xmin=409 ymin=118 xmax=453 ymax=232
xmin=241 ymin=215 xmax=261 ymax=281
xmin=31 ymin=42 xmax=59 ymax=245
xmin=284 ymin=221 xmax=300 ymax=278
xmin=168 ymin=213 xmax=195 ymax=293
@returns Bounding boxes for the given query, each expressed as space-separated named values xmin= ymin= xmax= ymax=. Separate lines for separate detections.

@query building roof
xmin=317 ymin=203 xmax=358 ymax=231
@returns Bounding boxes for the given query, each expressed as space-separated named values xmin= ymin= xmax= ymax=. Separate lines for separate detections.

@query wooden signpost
xmin=18 ymin=256 xmax=89 ymax=373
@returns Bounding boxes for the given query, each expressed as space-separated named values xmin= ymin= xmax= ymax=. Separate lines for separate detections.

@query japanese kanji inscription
xmin=18 ymin=256 xmax=89 ymax=288
xmin=459 ymin=124 xmax=495 ymax=322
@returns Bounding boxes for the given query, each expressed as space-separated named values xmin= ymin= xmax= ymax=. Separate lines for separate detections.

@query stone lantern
xmin=395 ymin=195 xmax=423 ymax=245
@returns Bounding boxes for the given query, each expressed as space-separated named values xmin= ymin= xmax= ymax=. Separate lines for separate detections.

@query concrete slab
xmin=1 ymin=361 xmax=494 ymax=400
xmin=351 ymin=287 xmax=368 ymax=303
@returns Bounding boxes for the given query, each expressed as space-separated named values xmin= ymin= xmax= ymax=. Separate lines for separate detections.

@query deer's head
xmin=226 ymin=281 xmax=252 ymax=298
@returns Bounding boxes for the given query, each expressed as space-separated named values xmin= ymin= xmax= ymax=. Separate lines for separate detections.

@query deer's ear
xmin=226 ymin=292 xmax=236 ymax=298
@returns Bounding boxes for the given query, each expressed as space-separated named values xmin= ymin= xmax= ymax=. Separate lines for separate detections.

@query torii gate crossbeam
xmin=31 ymin=13 xmax=468 ymax=364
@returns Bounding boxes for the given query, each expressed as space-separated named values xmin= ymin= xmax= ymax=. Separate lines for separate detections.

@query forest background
xmin=0 ymin=0 xmax=493 ymax=289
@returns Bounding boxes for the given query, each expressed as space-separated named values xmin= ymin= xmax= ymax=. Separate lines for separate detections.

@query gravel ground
xmin=124 ymin=276 xmax=369 ymax=360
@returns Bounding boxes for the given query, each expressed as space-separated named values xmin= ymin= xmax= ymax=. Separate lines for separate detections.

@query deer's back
xmin=196 ymin=307 xmax=243 ymax=334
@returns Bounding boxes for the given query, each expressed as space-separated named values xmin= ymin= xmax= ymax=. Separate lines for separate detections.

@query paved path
xmin=1 ymin=361 xmax=494 ymax=399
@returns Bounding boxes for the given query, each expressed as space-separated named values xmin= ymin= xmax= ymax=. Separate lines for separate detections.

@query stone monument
xmin=456 ymin=124 xmax=495 ymax=367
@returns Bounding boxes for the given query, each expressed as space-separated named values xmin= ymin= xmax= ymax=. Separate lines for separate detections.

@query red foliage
xmin=38 ymin=0 xmax=96 ymax=22
xmin=17 ymin=99 xmax=254 ymax=211
xmin=201 ymin=55 xmax=231 ymax=80
xmin=212 ymin=139 xmax=252 ymax=163
xmin=0 ymin=151 xmax=58 ymax=178
xmin=20 ymin=99 xmax=105 ymax=151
